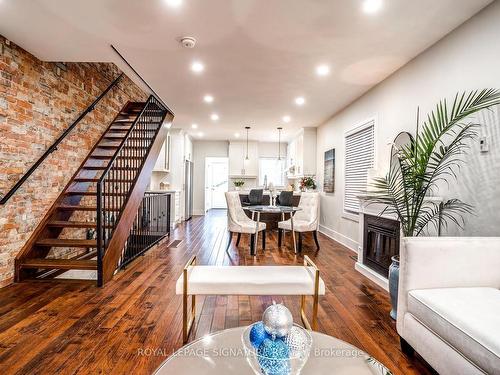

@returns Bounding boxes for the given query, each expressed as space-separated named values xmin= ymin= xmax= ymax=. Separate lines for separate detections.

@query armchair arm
xmin=397 ymin=237 xmax=500 ymax=335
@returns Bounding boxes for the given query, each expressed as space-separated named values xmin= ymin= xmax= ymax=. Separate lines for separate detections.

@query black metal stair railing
xmin=96 ymin=95 xmax=168 ymax=285
xmin=0 ymin=73 xmax=124 ymax=205
xmin=118 ymin=192 xmax=171 ymax=269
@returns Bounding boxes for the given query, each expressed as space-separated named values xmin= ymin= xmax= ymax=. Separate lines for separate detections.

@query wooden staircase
xmin=15 ymin=97 xmax=173 ymax=286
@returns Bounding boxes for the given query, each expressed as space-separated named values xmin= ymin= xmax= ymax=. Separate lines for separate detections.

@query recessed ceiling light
xmin=203 ymin=95 xmax=214 ymax=103
xmin=295 ymin=97 xmax=306 ymax=106
xmin=362 ymin=0 xmax=383 ymax=14
xmin=191 ymin=61 xmax=204 ymax=73
xmin=282 ymin=115 xmax=291 ymax=123
xmin=191 ymin=123 xmax=198 ymax=129
xmin=234 ymin=132 xmax=240 ymax=138
xmin=316 ymin=64 xmax=330 ymax=76
xmin=211 ymin=113 xmax=219 ymax=121
xmin=198 ymin=132 xmax=204 ymax=137
xmin=165 ymin=0 xmax=182 ymax=8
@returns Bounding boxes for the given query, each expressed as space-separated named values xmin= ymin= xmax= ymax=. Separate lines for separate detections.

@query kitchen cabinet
xmin=153 ymin=132 xmax=171 ymax=172
xmin=286 ymin=128 xmax=316 ymax=178
xmin=229 ymin=141 xmax=258 ymax=177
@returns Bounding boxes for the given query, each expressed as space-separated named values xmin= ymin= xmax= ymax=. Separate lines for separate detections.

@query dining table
xmin=242 ymin=205 xmax=301 ymax=255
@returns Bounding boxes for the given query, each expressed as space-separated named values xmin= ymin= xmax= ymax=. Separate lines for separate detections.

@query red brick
xmin=0 ymin=35 xmax=147 ymax=286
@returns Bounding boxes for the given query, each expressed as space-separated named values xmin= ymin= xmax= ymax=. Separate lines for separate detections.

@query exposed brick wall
xmin=0 ymin=35 xmax=148 ymax=287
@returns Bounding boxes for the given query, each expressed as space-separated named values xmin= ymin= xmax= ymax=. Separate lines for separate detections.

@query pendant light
xmin=277 ymin=127 xmax=282 ymax=161
xmin=245 ymin=126 xmax=250 ymax=160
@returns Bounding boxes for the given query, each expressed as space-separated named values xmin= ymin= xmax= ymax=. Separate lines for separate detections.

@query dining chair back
xmin=278 ymin=192 xmax=320 ymax=251
xmin=248 ymin=189 xmax=264 ymax=205
xmin=277 ymin=191 xmax=294 ymax=206
xmin=225 ymin=192 xmax=266 ymax=254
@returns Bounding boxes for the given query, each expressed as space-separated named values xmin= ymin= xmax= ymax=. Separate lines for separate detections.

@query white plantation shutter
xmin=344 ymin=121 xmax=375 ymax=213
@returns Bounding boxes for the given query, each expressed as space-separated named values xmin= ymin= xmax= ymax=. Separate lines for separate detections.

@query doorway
xmin=205 ymin=157 xmax=229 ymax=211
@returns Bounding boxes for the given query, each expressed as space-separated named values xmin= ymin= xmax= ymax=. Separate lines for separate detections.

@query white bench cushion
xmin=408 ymin=287 xmax=500 ymax=374
xmin=175 ymin=266 xmax=326 ymax=296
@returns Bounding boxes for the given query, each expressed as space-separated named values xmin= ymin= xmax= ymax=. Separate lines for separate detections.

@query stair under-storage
xmin=15 ymin=97 xmax=173 ymax=286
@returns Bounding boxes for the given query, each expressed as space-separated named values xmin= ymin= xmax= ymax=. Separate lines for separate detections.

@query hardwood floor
xmin=0 ymin=209 xmax=435 ymax=375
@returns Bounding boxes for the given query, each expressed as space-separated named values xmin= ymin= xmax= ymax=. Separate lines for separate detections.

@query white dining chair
xmin=278 ymin=192 xmax=320 ymax=252
xmin=225 ymin=191 xmax=266 ymax=254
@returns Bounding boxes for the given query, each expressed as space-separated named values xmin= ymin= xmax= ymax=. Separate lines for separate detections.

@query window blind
xmin=344 ymin=121 xmax=375 ymax=213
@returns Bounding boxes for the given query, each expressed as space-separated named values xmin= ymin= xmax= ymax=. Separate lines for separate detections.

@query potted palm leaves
xmin=363 ymin=89 xmax=500 ymax=319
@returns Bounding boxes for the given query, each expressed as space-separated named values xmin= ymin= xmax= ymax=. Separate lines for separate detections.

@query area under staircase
xmin=14 ymin=95 xmax=173 ymax=286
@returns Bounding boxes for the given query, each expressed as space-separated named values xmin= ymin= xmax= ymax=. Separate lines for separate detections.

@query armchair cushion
xmin=408 ymin=287 xmax=500 ymax=374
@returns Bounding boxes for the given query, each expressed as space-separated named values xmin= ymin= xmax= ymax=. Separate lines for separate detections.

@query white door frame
xmin=205 ymin=157 xmax=229 ymax=211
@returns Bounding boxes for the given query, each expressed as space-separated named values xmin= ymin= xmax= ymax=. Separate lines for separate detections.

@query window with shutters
xmin=344 ymin=119 xmax=375 ymax=213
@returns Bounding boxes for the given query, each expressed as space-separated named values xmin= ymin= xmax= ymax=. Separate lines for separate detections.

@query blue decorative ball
xmin=257 ymin=338 xmax=290 ymax=374
xmin=249 ymin=321 xmax=270 ymax=348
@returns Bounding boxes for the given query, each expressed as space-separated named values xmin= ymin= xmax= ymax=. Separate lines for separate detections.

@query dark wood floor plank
xmin=0 ymin=210 xmax=435 ymax=375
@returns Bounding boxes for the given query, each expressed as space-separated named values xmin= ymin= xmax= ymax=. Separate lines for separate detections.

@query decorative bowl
xmin=242 ymin=323 xmax=313 ymax=375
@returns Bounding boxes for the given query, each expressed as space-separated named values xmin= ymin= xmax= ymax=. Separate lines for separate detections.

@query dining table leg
xmin=290 ymin=212 xmax=297 ymax=254
xmin=253 ymin=212 xmax=261 ymax=256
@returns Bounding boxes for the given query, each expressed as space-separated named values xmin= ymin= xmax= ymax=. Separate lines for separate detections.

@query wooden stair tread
xmin=35 ymin=238 xmax=97 ymax=247
xmin=73 ymin=177 xmax=132 ymax=182
xmin=20 ymin=258 xmax=97 ymax=270
xmin=96 ymin=145 xmax=120 ymax=149
xmin=64 ymin=191 xmax=127 ymax=196
xmin=81 ymin=166 xmax=137 ymax=170
xmin=48 ymin=221 xmax=96 ymax=228
xmin=113 ymin=119 xmax=134 ymax=123
xmin=58 ymin=204 xmax=121 ymax=211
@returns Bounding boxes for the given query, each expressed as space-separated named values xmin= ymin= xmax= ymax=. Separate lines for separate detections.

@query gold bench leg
xmin=300 ymin=293 xmax=319 ymax=331
xmin=183 ymin=294 xmax=195 ymax=344
xmin=301 ymin=255 xmax=320 ymax=331
xmin=183 ymin=256 xmax=197 ymax=344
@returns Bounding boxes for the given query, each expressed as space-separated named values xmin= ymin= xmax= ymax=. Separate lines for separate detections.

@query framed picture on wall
xmin=324 ymin=149 xmax=335 ymax=193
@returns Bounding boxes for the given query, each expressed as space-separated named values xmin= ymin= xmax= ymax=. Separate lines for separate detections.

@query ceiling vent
xmin=180 ymin=37 xmax=196 ymax=49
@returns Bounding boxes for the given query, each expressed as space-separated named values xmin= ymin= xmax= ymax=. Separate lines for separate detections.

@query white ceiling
xmin=0 ymin=0 xmax=493 ymax=141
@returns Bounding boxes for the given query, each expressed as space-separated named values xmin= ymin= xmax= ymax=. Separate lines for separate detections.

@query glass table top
xmin=154 ymin=327 xmax=392 ymax=375
xmin=242 ymin=205 xmax=301 ymax=213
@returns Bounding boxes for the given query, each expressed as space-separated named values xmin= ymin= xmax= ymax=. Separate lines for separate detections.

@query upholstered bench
xmin=175 ymin=256 xmax=326 ymax=343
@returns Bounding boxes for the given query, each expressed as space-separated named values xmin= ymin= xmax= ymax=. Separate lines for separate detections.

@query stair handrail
xmin=0 ymin=73 xmax=124 ymax=205
xmin=96 ymin=95 xmax=169 ymax=285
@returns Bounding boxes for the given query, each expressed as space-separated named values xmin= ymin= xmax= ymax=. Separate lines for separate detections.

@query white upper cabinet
xmin=286 ymin=128 xmax=316 ymax=178
xmin=153 ymin=132 xmax=171 ymax=172
xmin=229 ymin=141 xmax=258 ymax=177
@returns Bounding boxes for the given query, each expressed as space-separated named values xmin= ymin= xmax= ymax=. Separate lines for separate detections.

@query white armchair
xmin=398 ymin=237 xmax=500 ymax=375
xmin=225 ymin=192 xmax=266 ymax=254
xmin=278 ymin=192 xmax=320 ymax=252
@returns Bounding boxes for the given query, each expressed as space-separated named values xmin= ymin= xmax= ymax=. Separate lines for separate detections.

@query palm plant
xmin=365 ymin=89 xmax=500 ymax=237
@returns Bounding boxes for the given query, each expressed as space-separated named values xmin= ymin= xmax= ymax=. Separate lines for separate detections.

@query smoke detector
xmin=180 ymin=36 xmax=196 ymax=49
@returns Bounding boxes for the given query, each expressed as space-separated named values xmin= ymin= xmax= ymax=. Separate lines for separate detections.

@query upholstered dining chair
xmin=242 ymin=189 xmax=264 ymax=206
xmin=278 ymin=192 xmax=320 ymax=252
xmin=277 ymin=191 xmax=294 ymax=206
xmin=225 ymin=191 xmax=266 ymax=253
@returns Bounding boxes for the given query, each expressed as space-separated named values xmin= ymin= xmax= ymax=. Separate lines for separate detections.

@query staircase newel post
xmin=97 ymin=181 xmax=103 ymax=287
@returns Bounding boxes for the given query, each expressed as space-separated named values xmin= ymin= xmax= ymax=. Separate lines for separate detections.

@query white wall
xmin=316 ymin=1 xmax=500 ymax=250
xmin=192 ymin=140 xmax=229 ymax=215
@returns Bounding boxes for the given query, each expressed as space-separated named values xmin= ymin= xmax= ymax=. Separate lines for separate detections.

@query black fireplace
xmin=363 ymin=214 xmax=400 ymax=277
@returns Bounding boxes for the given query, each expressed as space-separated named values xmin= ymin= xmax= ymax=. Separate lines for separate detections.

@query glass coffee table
xmin=154 ymin=327 xmax=392 ymax=374
xmin=243 ymin=205 xmax=301 ymax=254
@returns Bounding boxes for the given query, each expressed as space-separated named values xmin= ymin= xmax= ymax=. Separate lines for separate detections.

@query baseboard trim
xmin=318 ymin=224 xmax=358 ymax=253
xmin=193 ymin=209 xmax=206 ymax=216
